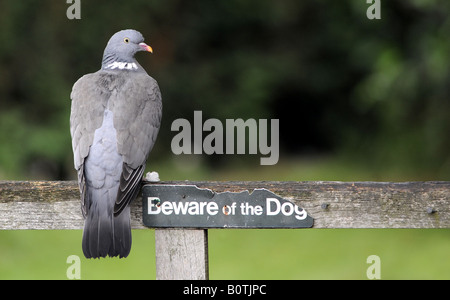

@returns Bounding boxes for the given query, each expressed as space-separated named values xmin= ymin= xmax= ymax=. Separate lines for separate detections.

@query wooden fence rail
xmin=1 ymin=180 xmax=449 ymax=229
xmin=1 ymin=180 xmax=449 ymax=279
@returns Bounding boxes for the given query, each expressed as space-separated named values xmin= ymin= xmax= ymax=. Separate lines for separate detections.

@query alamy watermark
xmin=66 ymin=0 xmax=81 ymax=20
xmin=171 ymin=111 xmax=279 ymax=165
xmin=366 ymin=255 xmax=381 ymax=279
xmin=66 ymin=255 xmax=81 ymax=279
xmin=366 ymin=0 xmax=381 ymax=20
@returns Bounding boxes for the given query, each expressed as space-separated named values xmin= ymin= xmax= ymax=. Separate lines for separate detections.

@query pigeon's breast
xmin=84 ymin=108 xmax=123 ymax=190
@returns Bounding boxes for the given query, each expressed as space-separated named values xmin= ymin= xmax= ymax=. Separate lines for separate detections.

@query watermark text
xmin=171 ymin=111 xmax=279 ymax=165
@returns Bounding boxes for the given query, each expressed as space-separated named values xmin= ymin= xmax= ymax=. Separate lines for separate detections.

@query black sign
xmin=142 ymin=184 xmax=313 ymax=228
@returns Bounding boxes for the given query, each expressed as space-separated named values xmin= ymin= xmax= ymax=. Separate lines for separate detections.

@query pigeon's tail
xmin=82 ymin=187 xmax=131 ymax=259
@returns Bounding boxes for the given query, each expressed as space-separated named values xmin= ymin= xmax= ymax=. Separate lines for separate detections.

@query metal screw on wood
xmin=321 ymin=203 xmax=329 ymax=210
xmin=427 ymin=207 xmax=436 ymax=214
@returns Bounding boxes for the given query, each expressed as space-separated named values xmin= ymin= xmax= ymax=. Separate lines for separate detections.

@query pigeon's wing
xmin=70 ymin=72 xmax=109 ymax=216
xmin=111 ymin=73 xmax=162 ymax=216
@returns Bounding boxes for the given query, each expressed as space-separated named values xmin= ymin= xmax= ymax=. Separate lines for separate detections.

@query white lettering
xmin=171 ymin=118 xmax=191 ymax=154
xmin=240 ymin=202 xmax=263 ymax=215
xmin=266 ymin=197 xmax=280 ymax=216
xmin=147 ymin=197 xmax=161 ymax=214
xmin=226 ymin=118 xmax=258 ymax=155
xmin=66 ymin=0 xmax=81 ymax=20
xmin=366 ymin=255 xmax=381 ymax=279
xmin=203 ymin=118 xmax=223 ymax=154
xmin=66 ymin=255 xmax=81 ymax=279
xmin=206 ymin=202 xmax=219 ymax=215
xmin=266 ymin=197 xmax=306 ymax=220
xmin=366 ymin=0 xmax=381 ymax=20
xmin=194 ymin=111 xmax=203 ymax=154
xmin=148 ymin=197 xmax=219 ymax=216
xmin=227 ymin=285 xmax=266 ymax=296
xmin=259 ymin=119 xmax=279 ymax=165
xmin=172 ymin=201 xmax=189 ymax=215
xmin=170 ymin=111 xmax=279 ymax=165
xmin=161 ymin=201 xmax=173 ymax=215
xmin=187 ymin=202 xmax=200 ymax=215
xmin=148 ymin=196 xmax=306 ymax=220
xmin=184 ymin=284 xmax=217 ymax=297
xmin=294 ymin=206 xmax=307 ymax=220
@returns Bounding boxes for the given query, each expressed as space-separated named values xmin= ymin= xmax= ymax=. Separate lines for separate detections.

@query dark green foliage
xmin=0 ymin=0 xmax=449 ymax=179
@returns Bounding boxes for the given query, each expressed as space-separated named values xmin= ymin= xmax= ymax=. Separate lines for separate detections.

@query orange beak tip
xmin=139 ymin=42 xmax=153 ymax=53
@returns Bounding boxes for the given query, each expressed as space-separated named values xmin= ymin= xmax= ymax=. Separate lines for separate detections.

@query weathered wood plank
xmin=190 ymin=181 xmax=450 ymax=229
xmin=155 ymin=229 xmax=208 ymax=280
xmin=0 ymin=180 xmax=449 ymax=229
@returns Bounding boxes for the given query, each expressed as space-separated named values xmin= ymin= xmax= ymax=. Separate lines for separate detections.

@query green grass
xmin=0 ymin=229 xmax=449 ymax=279
xmin=210 ymin=229 xmax=450 ymax=279
xmin=0 ymin=230 xmax=153 ymax=279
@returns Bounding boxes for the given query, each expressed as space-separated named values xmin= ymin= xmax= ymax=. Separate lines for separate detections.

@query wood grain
xmin=1 ymin=180 xmax=449 ymax=229
xmin=155 ymin=229 xmax=208 ymax=280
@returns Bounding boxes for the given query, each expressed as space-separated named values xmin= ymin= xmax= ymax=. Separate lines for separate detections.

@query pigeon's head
xmin=102 ymin=29 xmax=152 ymax=68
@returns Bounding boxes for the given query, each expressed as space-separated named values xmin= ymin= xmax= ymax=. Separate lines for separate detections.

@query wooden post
xmin=155 ymin=229 xmax=209 ymax=280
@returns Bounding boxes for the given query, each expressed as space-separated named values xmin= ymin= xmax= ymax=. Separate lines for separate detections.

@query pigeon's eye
xmin=124 ymin=38 xmax=130 ymax=43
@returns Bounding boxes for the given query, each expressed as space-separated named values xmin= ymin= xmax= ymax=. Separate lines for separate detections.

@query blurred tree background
xmin=0 ymin=0 xmax=449 ymax=181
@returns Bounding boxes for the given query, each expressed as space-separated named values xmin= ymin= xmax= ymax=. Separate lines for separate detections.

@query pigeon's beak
xmin=139 ymin=42 xmax=153 ymax=53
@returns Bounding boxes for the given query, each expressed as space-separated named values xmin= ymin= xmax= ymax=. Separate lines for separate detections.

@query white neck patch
xmin=105 ymin=61 xmax=138 ymax=70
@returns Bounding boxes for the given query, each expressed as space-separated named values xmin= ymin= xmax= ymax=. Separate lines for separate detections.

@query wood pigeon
xmin=70 ymin=29 xmax=162 ymax=258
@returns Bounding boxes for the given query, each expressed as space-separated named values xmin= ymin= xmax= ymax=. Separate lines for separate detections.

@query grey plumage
xmin=70 ymin=29 xmax=162 ymax=258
